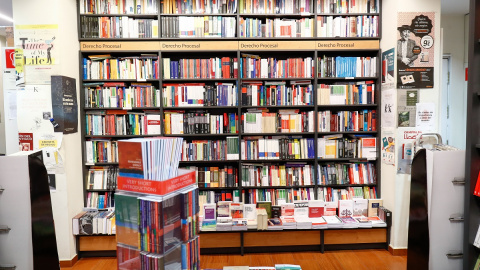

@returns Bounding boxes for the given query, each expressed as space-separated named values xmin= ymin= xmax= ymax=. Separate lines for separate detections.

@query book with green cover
xmin=256 ymin=201 xmax=272 ymax=219
xmin=115 ymin=192 xmax=139 ymax=248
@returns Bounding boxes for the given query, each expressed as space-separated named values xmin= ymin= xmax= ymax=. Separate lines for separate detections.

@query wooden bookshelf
xmin=76 ymin=0 xmax=383 ymax=255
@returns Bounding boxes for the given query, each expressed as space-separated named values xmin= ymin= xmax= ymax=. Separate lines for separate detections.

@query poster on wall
xmin=397 ymin=12 xmax=435 ymax=89
xmin=381 ymin=130 xmax=395 ymax=166
xmin=382 ymin=48 xmax=395 ymax=84
xmin=381 ymin=86 xmax=395 ymax=128
xmin=416 ymin=103 xmax=436 ymax=131
xmin=51 ymin=76 xmax=78 ymax=134
xmin=14 ymin=24 xmax=59 ymax=85
xmin=397 ymin=89 xmax=418 ymax=127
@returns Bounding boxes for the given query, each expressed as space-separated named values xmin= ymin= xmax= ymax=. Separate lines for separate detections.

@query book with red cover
xmin=118 ymin=140 xmax=144 ymax=179
xmin=308 ymin=200 xmax=325 ymax=218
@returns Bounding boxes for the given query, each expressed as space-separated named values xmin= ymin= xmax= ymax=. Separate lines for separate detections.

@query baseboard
xmin=59 ymin=254 xmax=78 ymax=268
xmin=388 ymin=246 xmax=408 ymax=256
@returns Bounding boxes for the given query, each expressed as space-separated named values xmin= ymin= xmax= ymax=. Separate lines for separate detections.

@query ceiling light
xmin=0 ymin=13 xmax=13 ymax=23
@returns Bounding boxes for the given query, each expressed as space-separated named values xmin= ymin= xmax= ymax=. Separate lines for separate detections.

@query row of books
xmin=164 ymin=111 xmax=238 ymax=135
xmin=184 ymin=166 xmax=239 ymax=187
xmin=161 ymin=16 xmax=236 ymax=38
xmin=317 ymin=82 xmax=375 ymax=105
xmin=117 ymin=239 xmax=199 ymax=270
xmin=317 ymin=56 xmax=377 ymax=78
xmin=316 ymin=0 xmax=379 ymax=14
xmin=83 ymin=55 xmax=159 ymax=80
xmin=79 ymin=0 xmax=158 ymax=14
xmin=162 ymin=57 xmax=238 ymax=79
xmin=161 ymin=0 xmax=237 ymax=14
xmin=243 ymin=188 xmax=315 ymax=205
xmin=240 ymin=55 xmax=314 ymax=79
xmin=318 ymin=135 xmax=376 ymax=159
xmin=199 ymin=190 xmax=241 ymax=204
xmin=85 ymin=140 xmax=119 ymax=163
xmin=318 ymin=186 xmax=377 ymax=202
xmin=317 ymin=110 xmax=377 ymax=132
xmin=240 ymin=0 xmax=313 ymax=14
xmin=241 ymin=163 xmax=314 ymax=187
xmin=241 ymin=81 xmax=314 ymax=106
xmin=239 ymin=17 xmax=314 ymax=38
xmin=317 ymin=15 xmax=378 ymax=38
xmin=81 ymin=16 xmax=159 ymax=39
xmin=118 ymin=137 xmax=183 ymax=180
xmin=84 ymin=82 xmax=160 ymax=108
xmin=86 ymin=166 xmax=119 ymax=190
xmin=72 ymin=209 xmax=116 ymax=235
xmin=241 ymin=137 xmax=315 ymax=160
xmin=86 ymin=191 xmax=115 ymax=208
xmin=243 ymin=110 xmax=314 ymax=133
xmin=115 ymin=187 xmax=199 ymax=254
xmin=163 ymin=83 xmax=238 ymax=107
xmin=85 ymin=111 xmax=161 ymax=135
xmin=181 ymin=137 xmax=240 ymax=161
xmin=317 ymin=162 xmax=376 ymax=185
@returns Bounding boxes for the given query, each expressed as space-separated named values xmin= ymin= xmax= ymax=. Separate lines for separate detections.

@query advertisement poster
xmin=416 ymin=102 xmax=436 ymax=131
xmin=51 ymin=76 xmax=78 ymax=134
xmin=381 ymin=86 xmax=395 ymax=128
xmin=15 ymin=24 xmax=59 ymax=85
xmin=398 ymin=130 xmax=423 ymax=174
xmin=397 ymin=12 xmax=435 ymax=89
xmin=18 ymin=132 xmax=33 ymax=151
xmin=381 ymin=130 xmax=395 ymax=166
xmin=397 ymin=89 xmax=418 ymax=127
xmin=382 ymin=48 xmax=395 ymax=84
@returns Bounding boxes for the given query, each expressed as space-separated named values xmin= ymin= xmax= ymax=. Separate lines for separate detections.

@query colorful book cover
xmin=118 ymin=140 xmax=144 ymax=178
xmin=115 ymin=193 xmax=139 ymax=248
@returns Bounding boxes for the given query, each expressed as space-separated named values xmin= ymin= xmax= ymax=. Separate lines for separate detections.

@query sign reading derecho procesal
xmin=397 ymin=12 xmax=435 ymax=89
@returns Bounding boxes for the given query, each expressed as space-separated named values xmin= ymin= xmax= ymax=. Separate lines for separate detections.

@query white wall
xmin=12 ymin=0 xmax=83 ymax=261
xmin=381 ymin=0 xmax=442 ymax=250
xmin=440 ymin=14 xmax=468 ymax=149
xmin=0 ymin=35 xmax=6 ymax=154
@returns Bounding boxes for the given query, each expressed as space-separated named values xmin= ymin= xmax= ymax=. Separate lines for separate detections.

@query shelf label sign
xmin=316 ymin=40 xmax=380 ymax=50
xmin=80 ymin=41 xmax=161 ymax=51
xmin=161 ymin=41 xmax=238 ymax=51
xmin=240 ymin=41 xmax=314 ymax=50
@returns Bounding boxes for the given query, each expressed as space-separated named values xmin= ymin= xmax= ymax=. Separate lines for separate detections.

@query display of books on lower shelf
xmin=199 ymin=198 xmax=388 ymax=232
xmin=72 ymin=209 xmax=116 ymax=235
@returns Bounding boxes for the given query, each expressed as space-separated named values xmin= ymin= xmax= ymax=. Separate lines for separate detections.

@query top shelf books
xmin=79 ymin=0 xmax=379 ymax=15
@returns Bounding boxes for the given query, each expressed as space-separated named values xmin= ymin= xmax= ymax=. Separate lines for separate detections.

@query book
xmin=267 ymin=218 xmax=283 ymax=230
xmin=293 ymin=200 xmax=309 ymax=217
xmin=308 ymin=200 xmax=325 ymax=218
xmin=230 ymin=202 xmax=244 ymax=219
xmin=353 ymin=198 xmax=368 ymax=217
xmin=368 ymin=198 xmax=383 ymax=217
xmin=323 ymin=215 xmax=344 ymax=228
xmin=217 ymin=201 xmax=231 ymax=217
xmin=256 ymin=201 xmax=272 ymax=218
xmin=72 ymin=211 xmax=87 ymax=235
xmin=271 ymin=205 xmax=282 ymax=218
xmin=281 ymin=203 xmax=295 ymax=216
xmin=244 ymin=204 xmax=258 ymax=229
xmin=338 ymin=200 xmax=354 ymax=218
xmin=203 ymin=203 xmax=217 ymax=220
xmin=257 ymin=208 xmax=268 ymax=230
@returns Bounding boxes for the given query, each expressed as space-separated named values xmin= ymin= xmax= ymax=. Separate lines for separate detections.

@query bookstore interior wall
xmin=75 ymin=0 xmax=393 ymax=254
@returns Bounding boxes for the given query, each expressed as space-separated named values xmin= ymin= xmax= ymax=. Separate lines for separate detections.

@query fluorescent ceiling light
xmin=0 ymin=13 xmax=13 ymax=23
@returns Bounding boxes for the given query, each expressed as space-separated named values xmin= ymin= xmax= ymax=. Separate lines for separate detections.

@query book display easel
xmin=76 ymin=0 xmax=388 ymax=255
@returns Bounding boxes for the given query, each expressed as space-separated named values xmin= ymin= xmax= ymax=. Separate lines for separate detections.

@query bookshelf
xmin=464 ymin=0 xmax=480 ymax=268
xmin=77 ymin=0 xmax=383 ymax=253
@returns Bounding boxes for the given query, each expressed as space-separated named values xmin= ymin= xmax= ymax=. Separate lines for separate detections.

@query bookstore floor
xmin=61 ymin=250 xmax=406 ymax=270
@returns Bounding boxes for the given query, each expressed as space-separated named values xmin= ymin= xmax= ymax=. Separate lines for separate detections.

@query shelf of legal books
xmin=317 ymin=134 xmax=376 ymax=159
xmin=85 ymin=165 xmax=119 ymax=191
xmin=161 ymin=0 xmax=237 ymax=14
xmin=200 ymin=190 xmax=240 ymax=203
xmin=316 ymin=162 xmax=376 ymax=186
xmin=85 ymin=110 xmax=162 ymax=136
xmin=317 ymin=55 xmax=378 ymax=79
xmin=180 ymin=137 xmax=240 ymax=161
xmin=164 ymin=111 xmax=238 ymax=135
xmin=316 ymin=15 xmax=379 ymax=38
xmin=241 ymin=136 xmax=315 ymax=161
xmin=80 ymin=16 xmax=159 ymax=39
xmin=238 ymin=17 xmax=315 ymax=38
xmin=85 ymin=139 xmax=119 ymax=164
xmin=82 ymin=54 xmax=160 ymax=80
xmin=317 ymin=81 xmax=376 ymax=105
xmin=182 ymin=165 xmax=239 ymax=188
xmin=85 ymin=191 xmax=115 ymax=209
xmin=241 ymin=163 xmax=315 ymax=187
xmin=240 ymin=52 xmax=314 ymax=79
xmin=242 ymin=109 xmax=314 ymax=134
xmin=316 ymin=0 xmax=380 ymax=14
xmin=242 ymin=188 xmax=316 ymax=204
xmin=239 ymin=0 xmax=314 ymax=14
xmin=84 ymin=81 xmax=161 ymax=109
xmin=163 ymin=82 xmax=238 ymax=107
xmin=162 ymin=52 xmax=238 ymax=80
xmin=317 ymin=186 xmax=378 ymax=201
xmin=161 ymin=16 xmax=237 ymax=38
xmin=240 ymin=80 xmax=314 ymax=107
